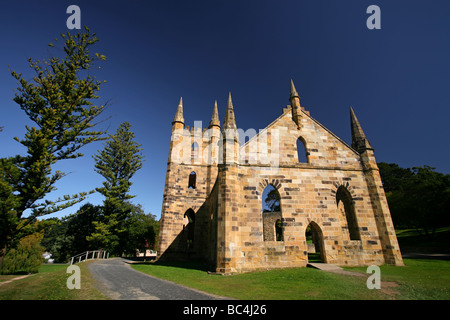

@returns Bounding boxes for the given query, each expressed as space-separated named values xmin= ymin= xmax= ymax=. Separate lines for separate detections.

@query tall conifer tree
xmin=0 ymin=27 xmax=107 ymax=256
xmin=89 ymin=122 xmax=144 ymax=254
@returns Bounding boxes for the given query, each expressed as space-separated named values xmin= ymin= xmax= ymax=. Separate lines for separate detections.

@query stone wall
xmin=262 ymin=211 xmax=282 ymax=241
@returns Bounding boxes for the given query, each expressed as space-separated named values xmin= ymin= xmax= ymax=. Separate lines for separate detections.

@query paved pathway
xmin=88 ymin=258 xmax=228 ymax=300
xmin=0 ymin=274 xmax=31 ymax=287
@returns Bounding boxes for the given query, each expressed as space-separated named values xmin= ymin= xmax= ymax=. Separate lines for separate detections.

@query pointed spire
xmin=172 ymin=97 xmax=184 ymax=125
xmin=350 ymin=106 xmax=373 ymax=153
xmin=209 ymin=100 xmax=220 ymax=128
xmin=290 ymin=79 xmax=299 ymax=99
xmin=227 ymin=92 xmax=233 ymax=108
xmin=290 ymin=79 xmax=302 ymax=128
xmin=223 ymin=92 xmax=237 ymax=130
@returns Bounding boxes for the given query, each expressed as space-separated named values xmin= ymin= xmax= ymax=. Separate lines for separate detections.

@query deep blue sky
xmin=1 ymin=1 xmax=449 ymax=220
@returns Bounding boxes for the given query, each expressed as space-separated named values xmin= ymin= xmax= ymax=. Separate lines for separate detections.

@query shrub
xmin=0 ymin=234 xmax=44 ymax=274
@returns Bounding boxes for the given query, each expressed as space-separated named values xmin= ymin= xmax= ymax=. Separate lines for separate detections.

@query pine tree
xmin=90 ymin=122 xmax=144 ymax=254
xmin=0 ymin=27 xmax=107 ymax=256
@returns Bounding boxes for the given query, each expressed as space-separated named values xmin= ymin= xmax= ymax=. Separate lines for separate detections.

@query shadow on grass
xmin=397 ymin=227 xmax=450 ymax=256
xmin=0 ymin=270 xmax=30 ymax=276
xmin=307 ymin=253 xmax=322 ymax=263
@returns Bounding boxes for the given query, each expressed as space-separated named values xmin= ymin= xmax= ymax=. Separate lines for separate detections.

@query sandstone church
xmin=157 ymin=80 xmax=403 ymax=274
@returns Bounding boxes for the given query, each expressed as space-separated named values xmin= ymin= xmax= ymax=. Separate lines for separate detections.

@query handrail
xmin=69 ymin=250 xmax=109 ymax=265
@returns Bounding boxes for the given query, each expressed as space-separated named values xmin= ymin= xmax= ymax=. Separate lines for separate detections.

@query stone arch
xmin=188 ymin=171 xmax=196 ymax=189
xmin=183 ymin=208 xmax=196 ymax=251
xmin=331 ymin=180 xmax=357 ymax=198
xmin=333 ymin=183 xmax=360 ymax=241
xmin=257 ymin=178 xmax=283 ymax=195
xmin=261 ymin=184 xmax=283 ymax=241
xmin=305 ymin=221 xmax=326 ymax=263
xmin=191 ymin=142 xmax=199 ymax=163
xmin=297 ymin=136 xmax=309 ymax=163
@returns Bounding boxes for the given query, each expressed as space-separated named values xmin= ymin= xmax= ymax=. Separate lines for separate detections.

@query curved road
xmin=88 ymin=258 xmax=228 ymax=300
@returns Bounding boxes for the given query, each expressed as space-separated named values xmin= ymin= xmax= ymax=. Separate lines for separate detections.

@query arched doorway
xmin=183 ymin=209 xmax=195 ymax=255
xmin=305 ymin=222 xmax=325 ymax=263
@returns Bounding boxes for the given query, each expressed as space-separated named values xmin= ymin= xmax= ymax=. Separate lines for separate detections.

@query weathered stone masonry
xmin=158 ymin=81 xmax=403 ymax=273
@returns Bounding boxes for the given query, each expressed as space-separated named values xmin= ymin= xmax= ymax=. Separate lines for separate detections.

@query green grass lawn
xmin=132 ymin=261 xmax=386 ymax=299
xmin=2 ymin=258 xmax=448 ymax=300
xmin=0 ymin=228 xmax=448 ymax=300
xmin=345 ymin=259 xmax=450 ymax=300
xmin=131 ymin=258 xmax=450 ymax=300
xmin=0 ymin=262 xmax=108 ymax=300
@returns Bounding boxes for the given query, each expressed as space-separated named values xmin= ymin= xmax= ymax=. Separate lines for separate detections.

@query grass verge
xmin=131 ymin=258 xmax=450 ymax=300
xmin=344 ymin=259 xmax=450 ymax=299
xmin=131 ymin=261 xmax=381 ymax=300
xmin=0 ymin=262 xmax=108 ymax=300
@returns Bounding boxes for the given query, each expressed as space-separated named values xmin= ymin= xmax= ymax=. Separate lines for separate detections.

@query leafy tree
xmin=40 ymin=203 xmax=158 ymax=261
xmin=87 ymin=211 xmax=121 ymax=254
xmin=89 ymin=122 xmax=144 ymax=254
xmin=404 ymin=166 xmax=450 ymax=236
xmin=40 ymin=203 xmax=102 ymax=262
xmin=40 ymin=218 xmax=73 ymax=263
xmin=0 ymin=27 xmax=108 ymax=258
xmin=0 ymin=233 xmax=44 ymax=275
xmin=122 ymin=205 xmax=159 ymax=256
xmin=66 ymin=203 xmax=101 ymax=254
xmin=378 ymin=163 xmax=450 ymax=237
xmin=378 ymin=162 xmax=413 ymax=193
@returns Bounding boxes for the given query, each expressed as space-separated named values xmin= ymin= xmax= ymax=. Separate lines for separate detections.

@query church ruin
xmin=157 ymin=80 xmax=403 ymax=273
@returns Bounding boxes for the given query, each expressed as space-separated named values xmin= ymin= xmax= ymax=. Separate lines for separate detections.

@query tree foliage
xmin=0 ymin=233 xmax=44 ymax=275
xmin=93 ymin=121 xmax=144 ymax=202
xmin=122 ymin=205 xmax=159 ymax=256
xmin=0 ymin=27 xmax=107 ymax=254
xmin=378 ymin=162 xmax=450 ymax=237
xmin=40 ymin=203 xmax=158 ymax=262
xmin=89 ymin=122 xmax=144 ymax=255
xmin=263 ymin=186 xmax=280 ymax=212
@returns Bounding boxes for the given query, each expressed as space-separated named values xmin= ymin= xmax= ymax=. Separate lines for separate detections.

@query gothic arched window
xmin=188 ymin=171 xmax=196 ymax=189
xmin=297 ymin=137 xmax=308 ymax=163
xmin=262 ymin=184 xmax=282 ymax=241
xmin=191 ymin=142 xmax=199 ymax=162
xmin=336 ymin=186 xmax=360 ymax=240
